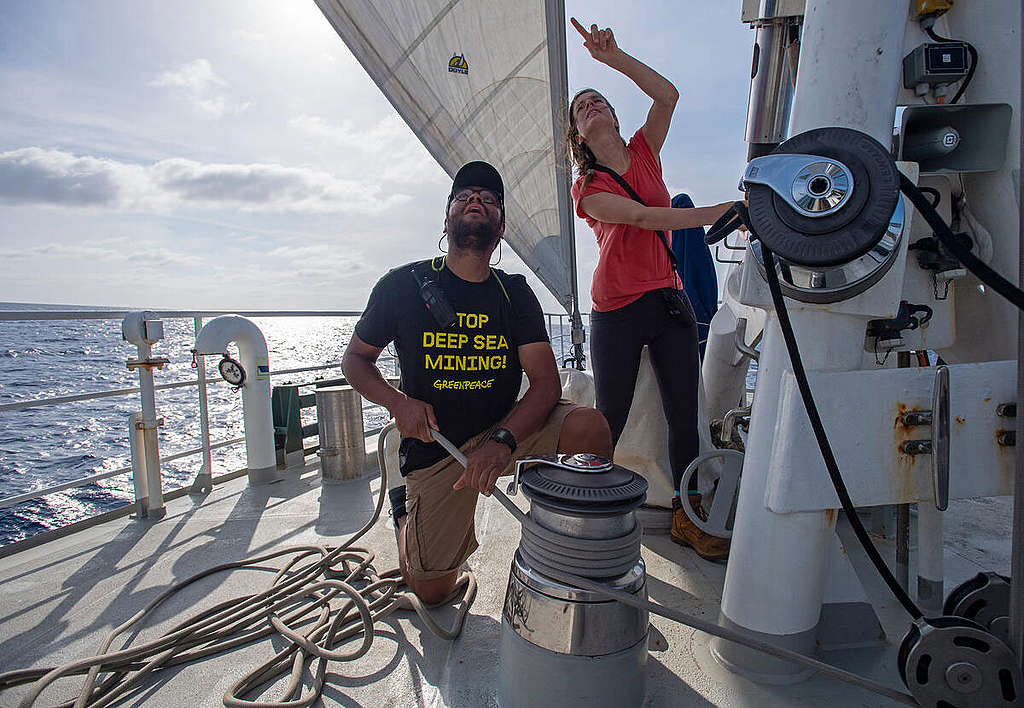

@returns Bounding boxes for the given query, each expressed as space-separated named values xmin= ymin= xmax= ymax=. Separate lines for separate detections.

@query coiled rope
xmin=0 ymin=435 xmax=477 ymax=708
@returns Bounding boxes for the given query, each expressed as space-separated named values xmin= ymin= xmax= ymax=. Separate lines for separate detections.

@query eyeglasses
xmin=452 ymin=188 xmax=500 ymax=206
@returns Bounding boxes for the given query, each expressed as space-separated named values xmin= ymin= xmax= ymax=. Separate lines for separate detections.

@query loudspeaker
xmin=896 ymin=103 xmax=1012 ymax=174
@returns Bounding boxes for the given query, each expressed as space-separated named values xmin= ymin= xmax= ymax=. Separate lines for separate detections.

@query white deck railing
xmin=0 ymin=309 xmax=584 ymax=512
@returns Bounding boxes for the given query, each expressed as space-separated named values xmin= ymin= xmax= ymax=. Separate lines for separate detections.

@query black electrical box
xmin=903 ymin=42 xmax=969 ymax=88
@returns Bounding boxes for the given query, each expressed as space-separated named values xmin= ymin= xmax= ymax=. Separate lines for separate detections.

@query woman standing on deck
xmin=567 ymin=18 xmax=735 ymax=560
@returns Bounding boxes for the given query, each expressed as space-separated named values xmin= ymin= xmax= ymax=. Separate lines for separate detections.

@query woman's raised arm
xmin=570 ymin=18 xmax=679 ymax=155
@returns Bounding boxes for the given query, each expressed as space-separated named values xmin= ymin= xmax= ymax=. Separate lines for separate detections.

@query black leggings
xmin=590 ymin=290 xmax=700 ymax=495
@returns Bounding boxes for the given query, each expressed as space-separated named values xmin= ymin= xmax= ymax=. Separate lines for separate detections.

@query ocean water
xmin=0 ymin=304 xmax=582 ymax=546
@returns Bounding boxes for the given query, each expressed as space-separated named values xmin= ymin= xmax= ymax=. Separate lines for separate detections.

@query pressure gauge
xmin=218 ymin=356 xmax=246 ymax=386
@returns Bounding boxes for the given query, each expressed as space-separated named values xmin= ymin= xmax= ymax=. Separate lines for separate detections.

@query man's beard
xmin=449 ymin=215 xmax=501 ymax=252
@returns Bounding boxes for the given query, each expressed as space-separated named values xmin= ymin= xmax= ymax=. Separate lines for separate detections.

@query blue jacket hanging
xmin=671 ymin=193 xmax=718 ymax=358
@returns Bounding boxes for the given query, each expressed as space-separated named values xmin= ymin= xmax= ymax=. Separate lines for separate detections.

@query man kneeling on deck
xmin=342 ymin=161 xmax=612 ymax=605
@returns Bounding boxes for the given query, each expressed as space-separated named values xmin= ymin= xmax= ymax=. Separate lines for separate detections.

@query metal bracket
xmin=679 ymin=449 xmax=744 ymax=538
xmin=715 ymin=244 xmax=743 ymax=265
xmin=722 ymin=231 xmax=747 ymax=252
xmin=895 ymin=367 xmax=950 ymax=510
xmin=506 ymin=454 xmax=555 ymax=496
xmin=734 ymin=318 xmax=763 ymax=362
xmin=721 ymin=405 xmax=752 ymax=445
xmin=135 ymin=417 xmax=165 ymax=430
xmin=742 ymin=153 xmax=854 ymax=217
xmin=931 ymin=366 xmax=950 ymax=510
xmin=504 ymin=453 xmax=613 ymax=496
xmin=127 ymin=357 xmax=169 ymax=371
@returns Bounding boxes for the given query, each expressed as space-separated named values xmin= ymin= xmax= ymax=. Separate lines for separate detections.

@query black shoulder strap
xmin=411 ymin=258 xmax=514 ymax=320
xmin=591 ymin=164 xmax=678 ymax=273
xmin=409 ymin=257 xmax=443 ymax=285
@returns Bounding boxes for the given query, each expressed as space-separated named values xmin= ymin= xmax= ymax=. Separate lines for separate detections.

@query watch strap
xmin=489 ymin=427 xmax=517 ymax=454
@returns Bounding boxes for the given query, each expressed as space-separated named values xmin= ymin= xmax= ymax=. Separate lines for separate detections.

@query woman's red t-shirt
xmin=572 ymin=128 xmax=678 ymax=312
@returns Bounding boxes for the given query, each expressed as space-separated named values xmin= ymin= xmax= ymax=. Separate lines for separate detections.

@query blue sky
xmin=0 ymin=0 xmax=752 ymax=311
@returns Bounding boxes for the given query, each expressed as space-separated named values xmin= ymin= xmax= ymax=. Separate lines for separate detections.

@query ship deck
xmin=0 ymin=445 xmax=1012 ymax=707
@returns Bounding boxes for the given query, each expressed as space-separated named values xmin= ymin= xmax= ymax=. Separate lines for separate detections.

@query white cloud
xmin=0 ymin=147 xmax=412 ymax=213
xmin=151 ymin=58 xmax=225 ymax=93
xmin=0 ymin=235 xmax=203 ymax=269
xmin=288 ymin=113 xmax=442 ymax=183
xmin=0 ymin=148 xmax=144 ymax=206
xmin=289 ymin=114 xmax=408 ymax=147
xmin=150 ymin=157 xmax=408 ymax=212
xmin=150 ymin=59 xmax=248 ymax=118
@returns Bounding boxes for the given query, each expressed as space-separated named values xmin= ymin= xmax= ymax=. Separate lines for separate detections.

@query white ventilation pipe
xmin=193 ymin=315 xmax=279 ymax=485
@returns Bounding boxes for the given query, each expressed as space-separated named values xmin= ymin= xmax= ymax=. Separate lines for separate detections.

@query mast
xmin=543 ymin=0 xmax=585 ymax=369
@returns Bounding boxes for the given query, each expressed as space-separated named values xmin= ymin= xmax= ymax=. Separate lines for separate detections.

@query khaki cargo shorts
xmin=403 ymin=400 xmax=580 ymax=581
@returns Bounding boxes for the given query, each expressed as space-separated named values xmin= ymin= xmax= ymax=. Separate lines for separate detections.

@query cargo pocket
xmin=403 ymin=496 xmax=428 ymax=578
xmin=404 ymin=491 xmax=479 ymax=580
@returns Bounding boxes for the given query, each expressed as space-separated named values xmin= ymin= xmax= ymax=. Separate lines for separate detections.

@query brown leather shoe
xmin=671 ymin=496 xmax=731 ymax=561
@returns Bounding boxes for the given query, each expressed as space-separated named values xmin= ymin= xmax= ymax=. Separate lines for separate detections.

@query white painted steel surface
xmin=717 ymin=0 xmax=915 ymax=678
xmin=193 ymin=317 xmax=213 ymax=489
xmin=764 ymin=360 xmax=1016 ymax=512
xmin=720 ymin=309 xmax=866 ymax=641
xmin=788 ymin=0 xmax=908 ymax=145
xmin=127 ymin=411 xmax=148 ymax=517
xmin=133 ymin=338 xmax=166 ymax=517
xmin=702 ymin=266 xmax=766 ymax=422
xmin=193 ymin=315 xmax=278 ymax=484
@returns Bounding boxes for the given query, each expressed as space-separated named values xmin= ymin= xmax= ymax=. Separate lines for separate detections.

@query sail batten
xmin=314 ymin=0 xmax=577 ymax=313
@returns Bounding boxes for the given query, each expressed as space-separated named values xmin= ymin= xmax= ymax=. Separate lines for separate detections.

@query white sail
xmin=314 ymin=0 xmax=578 ymax=313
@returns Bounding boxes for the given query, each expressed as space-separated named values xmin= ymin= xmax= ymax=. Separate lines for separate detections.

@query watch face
xmin=218 ymin=357 xmax=245 ymax=386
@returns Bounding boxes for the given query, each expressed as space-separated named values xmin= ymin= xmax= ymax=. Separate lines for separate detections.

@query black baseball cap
xmin=450 ymin=161 xmax=504 ymax=203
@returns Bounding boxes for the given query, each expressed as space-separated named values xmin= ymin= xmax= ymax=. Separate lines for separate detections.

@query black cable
xmin=899 ymin=172 xmax=1024 ymax=310
xmin=924 ymin=27 xmax=977 ymax=104
xmin=758 ymin=245 xmax=924 ymax=619
xmin=917 ymin=185 xmax=941 ymax=209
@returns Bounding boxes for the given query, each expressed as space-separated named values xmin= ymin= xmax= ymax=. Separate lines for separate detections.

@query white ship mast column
xmin=713 ymin=0 xmax=910 ymax=681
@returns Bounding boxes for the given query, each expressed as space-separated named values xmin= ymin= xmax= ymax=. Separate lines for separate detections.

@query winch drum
xmin=497 ymin=454 xmax=650 ymax=708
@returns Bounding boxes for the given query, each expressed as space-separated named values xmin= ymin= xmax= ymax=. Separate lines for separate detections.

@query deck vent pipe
xmin=192 ymin=315 xmax=279 ymax=485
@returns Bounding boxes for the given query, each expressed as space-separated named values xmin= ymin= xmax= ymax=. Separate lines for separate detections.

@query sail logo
xmin=448 ymin=53 xmax=468 ymax=75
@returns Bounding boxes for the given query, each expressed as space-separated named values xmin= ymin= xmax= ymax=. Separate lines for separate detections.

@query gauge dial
xmin=218 ymin=356 xmax=246 ymax=386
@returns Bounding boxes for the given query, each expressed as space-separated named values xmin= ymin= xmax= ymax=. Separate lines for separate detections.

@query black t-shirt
xmin=355 ymin=258 xmax=549 ymax=474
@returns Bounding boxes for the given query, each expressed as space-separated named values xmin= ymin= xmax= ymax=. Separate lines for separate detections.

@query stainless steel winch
xmin=498 ymin=453 xmax=650 ymax=708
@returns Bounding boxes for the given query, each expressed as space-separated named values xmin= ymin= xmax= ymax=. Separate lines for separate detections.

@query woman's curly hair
xmin=565 ymin=88 xmax=624 ymax=188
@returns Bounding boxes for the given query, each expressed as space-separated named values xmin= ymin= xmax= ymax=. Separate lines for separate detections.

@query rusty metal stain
xmin=995 ymin=430 xmax=1015 ymax=451
xmin=955 ymin=416 xmax=965 ymax=425
xmin=893 ymin=402 xmax=919 ymax=500
xmin=824 ymin=508 xmax=837 ymax=527
xmin=894 ymin=402 xmax=927 ymax=433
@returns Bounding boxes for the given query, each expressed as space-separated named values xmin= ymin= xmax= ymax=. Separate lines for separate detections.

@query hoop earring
xmin=490 ymin=240 xmax=502 ymax=266
xmin=437 ymin=233 xmax=448 ymax=253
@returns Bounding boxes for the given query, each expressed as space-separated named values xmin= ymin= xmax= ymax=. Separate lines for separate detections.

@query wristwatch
xmin=489 ymin=427 xmax=517 ymax=454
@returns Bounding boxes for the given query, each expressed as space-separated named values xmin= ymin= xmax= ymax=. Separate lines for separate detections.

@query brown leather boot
xmin=670 ymin=495 xmax=731 ymax=561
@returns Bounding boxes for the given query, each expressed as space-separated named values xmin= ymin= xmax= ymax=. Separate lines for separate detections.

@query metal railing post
xmin=127 ymin=412 xmax=148 ymax=517
xmin=134 ymin=340 xmax=166 ymax=518
xmin=191 ymin=316 xmax=213 ymax=493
